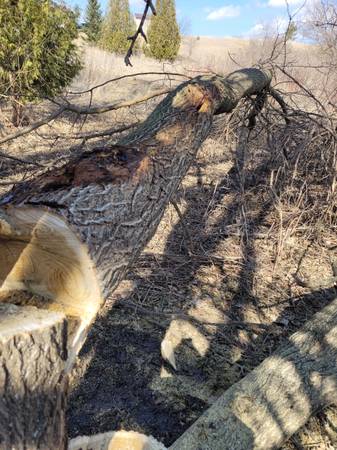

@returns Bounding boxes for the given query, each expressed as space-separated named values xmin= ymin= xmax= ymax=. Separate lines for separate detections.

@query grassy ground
xmin=1 ymin=37 xmax=337 ymax=449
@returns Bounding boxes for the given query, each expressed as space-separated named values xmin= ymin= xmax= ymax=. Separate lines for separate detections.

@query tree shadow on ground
xmin=67 ymin=123 xmax=337 ymax=447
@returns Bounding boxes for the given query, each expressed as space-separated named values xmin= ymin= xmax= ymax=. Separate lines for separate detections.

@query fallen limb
xmin=0 ymin=68 xmax=271 ymax=373
xmin=0 ymin=88 xmax=170 ymax=150
xmin=41 ymin=122 xmax=138 ymax=141
xmin=0 ymin=70 xmax=275 ymax=445
xmin=68 ymin=71 xmax=191 ymax=95
xmin=0 ymin=106 xmax=66 ymax=147
xmin=0 ymin=68 xmax=274 ymax=445
xmin=51 ymin=87 xmax=171 ymax=115
xmin=169 ymin=295 xmax=337 ymax=450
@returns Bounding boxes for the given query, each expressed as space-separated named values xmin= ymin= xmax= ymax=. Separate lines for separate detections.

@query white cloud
xmin=268 ymin=0 xmax=303 ymax=7
xmin=245 ymin=16 xmax=290 ymax=37
xmin=249 ymin=23 xmax=265 ymax=35
xmin=206 ymin=5 xmax=241 ymax=21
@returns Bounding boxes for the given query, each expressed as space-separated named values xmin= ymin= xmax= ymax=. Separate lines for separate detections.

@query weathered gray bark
xmin=169 ymin=296 xmax=337 ymax=450
xmin=0 ymin=302 xmax=67 ymax=450
xmin=0 ymin=68 xmax=272 ymax=368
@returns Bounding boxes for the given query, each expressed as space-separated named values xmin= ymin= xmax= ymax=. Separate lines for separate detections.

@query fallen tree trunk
xmin=0 ymin=302 xmax=67 ymax=449
xmin=0 ymin=68 xmax=271 ymax=448
xmin=0 ymin=68 xmax=271 ymax=369
xmin=170 ymin=296 xmax=337 ymax=450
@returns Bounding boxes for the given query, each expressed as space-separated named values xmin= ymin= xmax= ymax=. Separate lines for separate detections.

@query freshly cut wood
xmin=69 ymin=430 xmax=167 ymax=450
xmin=0 ymin=303 xmax=67 ymax=450
xmin=169 ymin=296 xmax=337 ymax=450
xmin=0 ymin=68 xmax=271 ymax=370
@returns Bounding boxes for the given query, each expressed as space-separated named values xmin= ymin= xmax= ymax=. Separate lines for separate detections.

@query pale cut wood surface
xmin=169 ymin=296 xmax=337 ymax=450
xmin=69 ymin=430 xmax=167 ymax=450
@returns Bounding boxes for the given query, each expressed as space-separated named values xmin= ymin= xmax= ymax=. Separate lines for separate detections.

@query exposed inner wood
xmin=0 ymin=69 xmax=272 ymax=370
xmin=69 ymin=430 xmax=167 ymax=450
xmin=0 ymin=208 xmax=101 ymax=362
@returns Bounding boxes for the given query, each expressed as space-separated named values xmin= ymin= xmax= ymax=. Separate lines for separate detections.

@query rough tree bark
xmin=170 ymin=296 xmax=337 ymax=450
xmin=0 ymin=68 xmax=271 ymax=368
xmin=0 ymin=68 xmax=271 ymax=448
xmin=0 ymin=302 xmax=67 ymax=450
xmin=1 ymin=67 xmax=336 ymax=450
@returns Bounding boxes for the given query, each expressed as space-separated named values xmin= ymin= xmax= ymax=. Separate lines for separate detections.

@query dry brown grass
xmin=1 ymin=37 xmax=337 ymax=449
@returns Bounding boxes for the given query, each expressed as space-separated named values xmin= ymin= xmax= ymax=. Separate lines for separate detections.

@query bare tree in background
xmin=301 ymin=0 xmax=337 ymax=57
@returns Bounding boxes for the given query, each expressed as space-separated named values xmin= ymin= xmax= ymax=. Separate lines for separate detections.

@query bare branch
xmin=51 ymin=88 xmax=171 ymax=115
xmin=275 ymin=64 xmax=330 ymax=115
xmin=68 ymin=71 xmax=191 ymax=96
xmin=125 ymin=0 xmax=156 ymax=67
xmin=0 ymin=88 xmax=170 ymax=148
xmin=0 ymin=150 xmax=45 ymax=167
xmin=44 ymin=122 xmax=138 ymax=141
xmin=269 ymin=87 xmax=290 ymax=124
xmin=0 ymin=106 xmax=65 ymax=147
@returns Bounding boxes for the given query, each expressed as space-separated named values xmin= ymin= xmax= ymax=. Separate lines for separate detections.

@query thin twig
xmin=0 ymin=106 xmax=65 ymax=147
xmin=51 ymin=88 xmax=171 ymax=115
xmin=0 ymin=88 xmax=170 ymax=147
xmin=0 ymin=150 xmax=44 ymax=167
xmin=41 ymin=122 xmax=138 ymax=141
xmin=275 ymin=64 xmax=329 ymax=116
xmin=69 ymin=71 xmax=191 ymax=95
xmin=269 ymin=87 xmax=290 ymax=125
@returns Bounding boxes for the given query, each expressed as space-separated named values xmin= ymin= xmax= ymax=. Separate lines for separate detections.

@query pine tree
xmin=145 ymin=0 xmax=180 ymax=61
xmin=0 ymin=0 xmax=82 ymax=126
xmin=99 ymin=0 xmax=136 ymax=54
xmin=84 ymin=0 xmax=102 ymax=43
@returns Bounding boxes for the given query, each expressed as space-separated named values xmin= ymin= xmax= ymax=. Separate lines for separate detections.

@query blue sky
xmin=67 ymin=0 xmax=308 ymax=38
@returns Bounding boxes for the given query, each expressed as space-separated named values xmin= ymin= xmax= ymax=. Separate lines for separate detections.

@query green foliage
xmin=285 ymin=21 xmax=297 ymax=41
xmin=0 ymin=0 xmax=82 ymax=123
xmin=99 ymin=0 xmax=136 ymax=54
xmin=84 ymin=0 xmax=102 ymax=43
xmin=145 ymin=0 xmax=180 ymax=61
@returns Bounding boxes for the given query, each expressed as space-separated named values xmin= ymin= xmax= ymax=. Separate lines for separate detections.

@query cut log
xmin=69 ymin=430 xmax=167 ymax=450
xmin=0 ymin=302 xmax=67 ymax=450
xmin=169 ymin=296 xmax=337 ymax=450
xmin=0 ymin=68 xmax=271 ymax=370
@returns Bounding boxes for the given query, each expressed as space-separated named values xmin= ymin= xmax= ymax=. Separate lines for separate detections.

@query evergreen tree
xmin=0 ymin=0 xmax=82 ymax=126
xmin=145 ymin=0 xmax=180 ymax=61
xmin=84 ymin=0 xmax=102 ymax=43
xmin=99 ymin=0 xmax=136 ymax=54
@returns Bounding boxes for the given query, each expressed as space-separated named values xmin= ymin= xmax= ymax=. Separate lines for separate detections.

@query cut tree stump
xmin=169 ymin=296 xmax=337 ymax=450
xmin=0 ymin=302 xmax=67 ymax=450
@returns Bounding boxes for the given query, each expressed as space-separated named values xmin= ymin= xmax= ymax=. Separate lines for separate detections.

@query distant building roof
xmin=134 ymin=13 xmax=152 ymax=20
